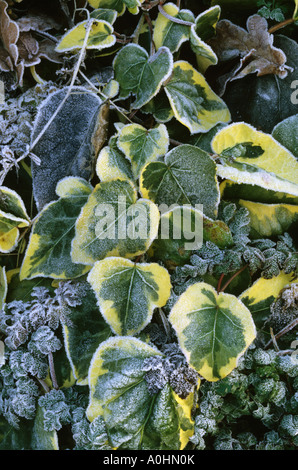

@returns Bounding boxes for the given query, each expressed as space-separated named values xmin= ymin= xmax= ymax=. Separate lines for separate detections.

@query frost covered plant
xmin=1 ymin=0 xmax=298 ymax=452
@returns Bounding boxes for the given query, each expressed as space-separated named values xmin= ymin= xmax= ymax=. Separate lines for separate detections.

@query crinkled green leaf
xmin=140 ymin=144 xmax=220 ymax=219
xmin=113 ymin=44 xmax=173 ymax=109
xmin=88 ymin=257 xmax=172 ymax=335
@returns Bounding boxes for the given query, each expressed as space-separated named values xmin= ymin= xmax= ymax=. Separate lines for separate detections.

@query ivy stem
xmin=268 ymin=17 xmax=296 ymax=34
xmin=48 ymin=352 xmax=59 ymax=390
xmin=219 ymin=265 xmax=248 ymax=293
xmin=217 ymin=273 xmax=225 ymax=294
xmin=265 ymin=318 xmax=298 ymax=349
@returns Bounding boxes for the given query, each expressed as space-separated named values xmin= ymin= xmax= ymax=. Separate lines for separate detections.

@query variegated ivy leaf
xmin=117 ymin=123 xmax=169 ymax=179
xmin=88 ymin=257 xmax=172 ymax=335
xmin=148 ymin=206 xmax=233 ymax=268
xmin=240 ymin=271 xmax=298 ymax=329
xmin=140 ymin=144 xmax=220 ymax=219
xmin=62 ymin=280 xmax=113 ymax=385
xmin=71 ymin=179 xmax=160 ymax=265
xmin=0 ymin=186 xmax=30 ymax=253
xmin=55 ymin=19 xmax=116 ymax=52
xmin=294 ymin=0 xmax=298 ymax=19
xmin=169 ymin=282 xmax=256 ymax=381
xmin=31 ymin=406 xmax=59 ymax=450
xmin=87 ymin=0 xmax=145 ymax=15
xmin=164 ymin=61 xmax=231 ymax=134
xmin=153 ymin=2 xmax=195 ymax=53
xmin=96 ymin=136 xmax=134 ymax=182
xmin=190 ymin=6 xmax=220 ymax=73
xmin=213 ymin=122 xmax=298 ymax=197
xmin=113 ymin=44 xmax=173 ymax=109
xmin=238 ymin=199 xmax=298 ymax=239
xmin=87 ymin=336 xmax=195 ymax=450
xmin=20 ymin=177 xmax=93 ymax=281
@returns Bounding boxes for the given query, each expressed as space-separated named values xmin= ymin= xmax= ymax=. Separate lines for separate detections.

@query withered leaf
xmin=16 ymin=13 xmax=61 ymax=33
xmin=208 ymin=14 xmax=292 ymax=94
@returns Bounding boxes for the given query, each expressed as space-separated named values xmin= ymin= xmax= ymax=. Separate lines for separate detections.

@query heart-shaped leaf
xmin=88 ymin=257 xmax=171 ymax=335
xmin=140 ymin=144 xmax=220 ymax=219
xmin=169 ymin=282 xmax=256 ymax=381
xmin=117 ymin=123 xmax=169 ymax=179
xmin=0 ymin=186 xmax=30 ymax=253
xmin=96 ymin=136 xmax=134 ymax=182
xmin=164 ymin=60 xmax=231 ymax=134
xmin=20 ymin=177 xmax=93 ymax=280
xmin=87 ymin=336 xmax=196 ymax=450
xmin=71 ymin=179 xmax=160 ymax=265
xmin=113 ymin=44 xmax=173 ymax=109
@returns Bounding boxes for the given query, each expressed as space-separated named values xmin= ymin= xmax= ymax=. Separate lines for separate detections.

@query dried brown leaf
xmin=16 ymin=13 xmax=60 ymax=33
xmin=209 ymin=14 xmax=292 ymax=87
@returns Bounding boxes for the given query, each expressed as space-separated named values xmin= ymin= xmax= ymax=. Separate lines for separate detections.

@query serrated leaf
xmin=113 ymin=44 xmax=173 ymax=109
xmin=213 ymin=122 xmax=298 ymax=197
xmin=153 ymin=2 xmax=194 ymax=53
xmin=88 ymin=257 xmax=171 ymax=335
xmin=55 ymin=19 xmax=116 ymax=52
xmin=71 ymin=179 xmax=160 ymax=265
xmin=87 ymin=336 xmax=195 ymax=450
xmin=62 ymin=280 xmax=113 ymax=385
xmin=140 ymin=144 xmax=220 ymax=219
xmin=190 ymin=6 xmax=220 ymax=73
xmin=169 ymin=282 xmax=256 ymax=381
xmin=272 ymin=114 xmax=298 ymax=160
xmin=31 ymin=86 xmax=103 ymax=211
xmin=240 ymin=271 xmax=298 ymax=329
xmin=117 ymin=123 xmax=169 ymax=179
xmin=238 ymin=199 xmax=298 ymax=238
xmin=20 ymin=177 xmax=93 ymax=281
xmin=96 ymin=136 xmax=134 ymax=182
xmin=164 ymin=61 xmax=231 ymax=134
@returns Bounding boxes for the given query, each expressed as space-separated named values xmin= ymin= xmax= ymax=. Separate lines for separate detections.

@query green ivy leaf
xmin=31 ymin=406 xmax=59 ymax=450
xmin=113 ymin=44 xmax=173 ymax=109
xmin=96 ymin=136 xmax=134 ymax=182
xmin=153 ymin=2 xmax=195 ymax=53
xmin=88 ymin=257 xmax=172 ymax=335
xmin=0 ymin=186 xmax=30 ymax=253
xmin=190 ymin=6 xmax=220 ymax=73
xmin=140 ymin=144 xmax=220 ymax=219
xmin=169 ymin=282 xmax=256 ymax=381
xmin=164 ymin=60 xmax=231 ymax=134
xmin=117 ymin=123 xmax=169 ymax=179
xmin=87 ymin=336 xmax=195 ymax=450
xmin=20 ymin=177 xmax=93 ymax=281
xmin=71 ymin=179 xmax=160 ymax=265
xmin=55 ymin=19 xmax=116 ymax=52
